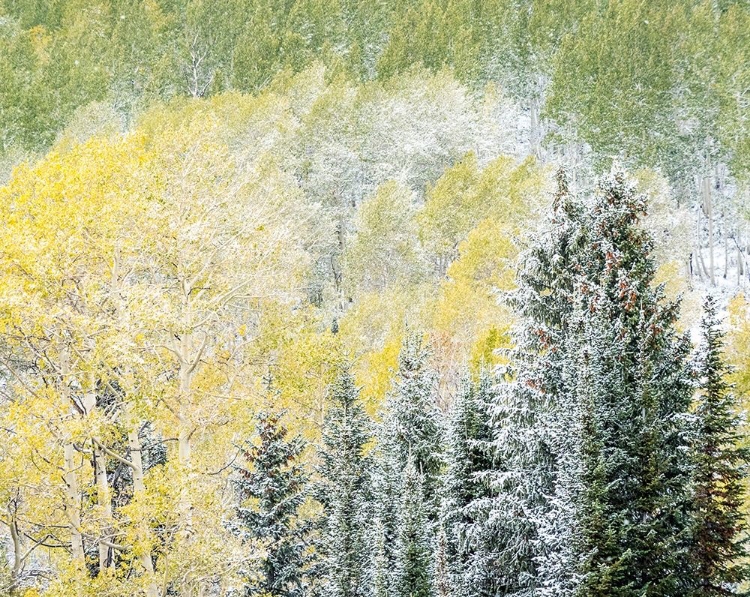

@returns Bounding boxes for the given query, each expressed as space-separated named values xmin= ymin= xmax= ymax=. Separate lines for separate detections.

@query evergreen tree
xmin=234 ymin=410 xmax=311 ymax=597
xmin=479 ymin=169 xmax=586 ymax=597
xmin=314 ymin=369 xmax=372 ymax=597
xmin=688 ymin=296 xmax=749 ymax=596
xmin=381 ymin=333 xmax=445 ymax=513
xmin=368 ymin=332 xmax=445 ymax=595
xmin=441 ymin=373 xmax=496 ymax=597
xmin=574 ymin=172 xmax=694 ymax=597
xmin=371 ymin=519 xmax=391 ymax=597
xmin=368 ymin=431 xmax=402 ymax=597
xmin=395 ymin=457 xmax=433 ymax=597
xmin=433 ymin=526 xmax=451 ymax=597
xmin=481 ymin=170 xmax=696 ymax=597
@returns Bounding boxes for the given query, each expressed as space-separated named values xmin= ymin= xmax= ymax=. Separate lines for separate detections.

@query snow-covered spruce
xmin=687 ymin=296 xmax=749 ymax=596
xmin=440 ymin=372 xmax=496 ymax=597
xmin=478 ymin=169 xmax=586 ymax=597
xmin=233 ymin=410 xmax=312 ymax=597
xmin=572 ymin=172 xmax=694 ymax=596
xmin=474 ymin=170 xmax=699 ymax=597
xmin=395 ymin=456 xmax=433 ymax=597
xmin=313 ymin=369 xmax=372 ymax=597
xmin=367 ymin=333 xmax=445 ymax=596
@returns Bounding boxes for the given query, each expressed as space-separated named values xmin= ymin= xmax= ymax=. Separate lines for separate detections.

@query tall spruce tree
xmin=314 ymin=369 xmax=372 ymax=597
xmin=371 ymin=519 xmax=391 ymax=597
xmin=688 ymin=296 xmax=749 ymax=596
xmin=234 ymin=410 xmax=311 ymax=597
xmin=395 ymin=456 xmax=433 ymax=597
xmin=481 ymin=169 xmax=696 ymax=597
xmin=479 ymin=169 xmax=586 ymax=597
xmin=383 ymin=333 xmax=445 ymax=505
xmin=368 ymin=332 xmax=445 ymax=595
xmin=433 ymin=526 xmax=451 ymax=597
xmin=368 ymin=430 xmax=402 ymax=597
xmin=573 ymin=172 xmax=694 ymax=597
xmin=441 ymin=373 xmax=496 ymax=597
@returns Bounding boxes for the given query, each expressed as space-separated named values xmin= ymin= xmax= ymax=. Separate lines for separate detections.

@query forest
xmin=0 ymin=0 xmax=749 ymax=596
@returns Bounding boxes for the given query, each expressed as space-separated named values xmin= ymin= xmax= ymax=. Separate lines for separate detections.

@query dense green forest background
xmin=1 ymin=0 xmax=748 ymax=185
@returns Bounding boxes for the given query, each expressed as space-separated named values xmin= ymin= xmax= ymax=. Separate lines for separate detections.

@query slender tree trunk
xmin=738 ymin=237 xmax=745 ymax=287
xmin=60 ymin=349 xmax=85 ymax=568
xmin=9 ymin=505 xmax=22 ymax=596
xmin=177 ymin=276 xmax=194 ymax=469
xmin=178 ymin=348 xmax=192 ymax=468
xmin=94 ymin=446 xmax=112 ymax=573
xmin=530 ymin=98 xmax=541 ymax=161
xmin=83 ymin=376 xmax=113 ymax=574
xmin=703 ymin=157 xmax=715 ymax=286
xmin=178 ymin=335 xmax=194 ymax=539
xmin=333 ymin=199 xmax=346 ymax=312
xmin=63 ymin=442 xmax=85 ymax=566
xmin=723 ymin=213 xmax=729 ymax=280
xmin=177 ymin=283 xmax=198 ymax=541
xmin=699 ymin=251 xmax=710 ymax=280
xmin=128 ymin=423 xmax=159 ymax=597
xmin=696 ymin=208 xmax=709 ymax=279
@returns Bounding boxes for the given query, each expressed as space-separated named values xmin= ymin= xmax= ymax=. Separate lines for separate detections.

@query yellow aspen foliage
xmin=430 ymin=218 xmax=517 ymax=390
xmin=419 ymin=152 xmax=548 ymax=275
xmin=0 ymin=96 xmax=316 ymax=594
xmin=249 ymin=304 xmax=345 ymax=438
xmin=344 ymin=180 xmax=425 ymax=296
xmin=728 ymin=293 xmax=750 ymax=401
xmin=338 ymin=286 xmax=433 ymax=410
xmin=0 ymin=133 xmax=159 ymax=595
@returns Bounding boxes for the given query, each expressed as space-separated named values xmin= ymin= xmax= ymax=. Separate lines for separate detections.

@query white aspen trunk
xmin=178 ymin=351 xmax=194 ymax=536
xmin=530 ymin=98 xmax=541 ymax=161
xmin=178 ymin=354 xmax=192 ymax=467
xmin=332 ymin=203 xmax=346 ymax=312
xmin=177 ymin=276 xmax=194 ymax=469
xmin=177 ymin=283 xmax=196 ymax=539
xmin=83 ymin=376 xmax=113 ymax=574
xmin=9 ymin=507 xmax=22 ymax=596
xmin=723 ymin=213 xmax=729 ymax=280
xmin=739 ymin=237 xmax=745 ymax=287
xmin=60 ymin=349 xmax=85 ymax=567
xmin=698 ymin=246 xmax=710 ymax=280
xmin=178 ymin=339 xmax=192 ymax=468
xmin=704 ymin=158 xmax=715 ymax=286
xmin=94 ymin=447 xmax=111 ymax=572
xmin=127 ymin=424 xmax=159 ymax=597
xmin=63 ymin=442 xmax=85 ymax=566
xmin=696 ymin=210 xmax=708 ymax=279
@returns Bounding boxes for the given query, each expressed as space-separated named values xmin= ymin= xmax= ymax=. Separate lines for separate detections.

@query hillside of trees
xmin=1 ymin=1 xmax=750 ymax=596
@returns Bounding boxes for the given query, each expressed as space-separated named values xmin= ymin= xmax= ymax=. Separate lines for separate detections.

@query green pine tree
xmin=314 ymin=369 xmax=372 ymax=597
xmin=234 ymin=410 xmax=311 ymax=597
xmin=395 ymin=456 xmax=432 ymax=597
xmin=369 ymin=332 xmax=445 ymax=596
xmin=574 ymin=172 xmax=694 ymax=597
xmin=480 ymin=169 xmax=585 ymax=596
xmin=382 ymin=333 xmax=445 ymax=515
xmin=441 ymin=373 xmax=495 ymax=597
xmin=688 ymin=296 xmax=749 ymax=596
xmin=371 ymin=519 xmax=391 ymax=597
xmin=433 ymin=526 xmax=451 ymax=597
